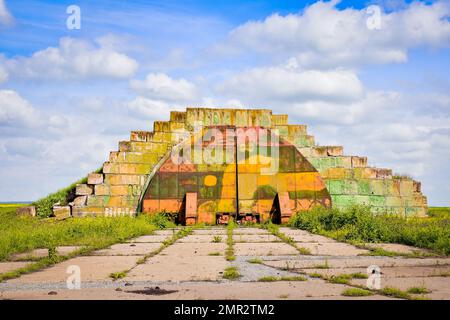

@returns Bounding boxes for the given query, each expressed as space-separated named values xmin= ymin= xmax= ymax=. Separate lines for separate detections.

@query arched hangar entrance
xmin=141 ymin=126 xmax=331 ymax=224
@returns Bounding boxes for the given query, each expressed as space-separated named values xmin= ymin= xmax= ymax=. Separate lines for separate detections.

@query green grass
xmin=342 ymin=288 xmax=374 ymax=297
xmin=258 ymin=276 xmax=278 ymax=282
xmin=262 ymin=222 xmax=311 ymax=255
xmin=212 ymin=236 xmax=222 ymax=243
xmin=314 ymin=260 xmax=330 ymax=269
xmin=407 ymin=287 xmax=431 ymax=294
xmin=379 ymin=287 xmax=411 ymax=299
xmin=279 ymin=275 xmax=307 ymax=281
xmin=223 ymin=266 xmax=240 ymax=280
xmin=258 ymin=275 xmax=307 ymax=282
xmin=208 ymin=252 xmax=221 ymax=256
xmin=109 ymin=271 xmax=127 ymax=280
xmin=309 ymin=273 xmax=323 ymax=278
xmin=289 ymin=205 xmax=450 ymax=255
xmin=0 ymin=205 xmax=174 ymax=261
xmin=31 ymin=169 xmax=102 ymax=218
xmin=328 ymin=274 xmax=352 ymax=284
xmin=247 ymin=258 xmax=263 ymax=264
xmin=428 ymin=207 xmax=450 ymax=219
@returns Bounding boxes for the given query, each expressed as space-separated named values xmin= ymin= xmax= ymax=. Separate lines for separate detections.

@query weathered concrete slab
xmin=234 ymin=228 xmax=270 ymax=235
xmin=178 ymin=234 xmax=222 ymax=243
xmin=125 ymin=255 xmax=227 ymax=282
xmin=6 ymin=256 xmax=140 ymax=283
xmin=234 ymin=243 xmax=298 ymax=256
xmin=91 ymin=243 xmax=162 ymax=256
xmin=127 ymin=235 xmax=170 ymax=243
xmin=233 ymin=234 xmax=281 ymax=243
xmin=193 ymin=229 xmax=227 ymax=235
xmin=0 ymin=281 xmax=392 ymax=300
xmin=295 ymin=242 xmax=369 ymax=256
xmin=263 ymin=257 xmax=450 ymax=270
xmin=364 ymin=243 xmax=431 ymax=255
xmin=161 ymin=242 xmax=226 ymax=256
xmin=10 ymin=246 xmax=82 ymax=261
xmin=0 ymin=262 xmax=31 ymax=274
xmin=351 ymin=276 xmax=450 ymax=300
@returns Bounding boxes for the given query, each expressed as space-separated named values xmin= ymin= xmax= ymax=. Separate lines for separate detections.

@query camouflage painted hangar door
xmin=142 ymin=126 xmax=331 ymax=224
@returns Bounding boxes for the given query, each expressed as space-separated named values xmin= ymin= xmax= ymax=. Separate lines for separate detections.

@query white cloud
xmin=217 ymin=64 xmax=365 ymax=104
xmin=130 ymin=73 xmax=199 ymax=102
xmin=0 ymin=0 xmax=14 ymax=26
xmin=225 ymin=1 xmax=450 ymax=68
xmin=0 ymin=90 xmax=40 ymax=128
xmin=3 ymin=37 xmax=138 ymax=80
xmin=126 ymin=96 xmax=177 ymax=119
xmin=0 ymin=64 xmax=8 ymax=84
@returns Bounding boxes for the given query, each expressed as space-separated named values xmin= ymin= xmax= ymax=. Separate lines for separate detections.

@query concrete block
xmin=76 ymin=184 xmax=93 ymax=196
xmin=321 ymin=168 xmax=352 ymax=179
xmin=311 ymin=146 xmax=343 ymax=157
xmin=271 ymin=114 xmax=288 ymax=125
xmin=119 ymin=141 xmax=168 ymax=153
xmin=52 ymin=206 xmax=71 ymax=220
xmin=87 ymin=173 xmax=103 ymax=185
xmin=103 ymin=162 xmax=153 ymax=175
xmin=73 ymin=196 xmax=87 ymax=206
xmin=400 ymin=179 xmax=414 ymax=196
xmin=94 ymin=184 xmax=110 ymax=196
xmin=351 ymin=156 xmax=367 ymax=167
xmin=170 ymin=111 xmax=186 ymax=122
xmin=105 ymin=174 xmax=144 ymax=185
xmin=327 ymin=179 xmax=357 ymax=195
xmin=16 ymin=206 xmax=36 ymax=217
xmin=72 ymin=206 xmax=105 ymax=217
xmin=109 ymin=152 xmax=159 ymax=164
xmin=413 ymin=180 xmax=421 ymax=193
xmin=334 ymin=156 xmax=352 ymax=168
xmin=130 ymin=131 xmax=152 ymax=142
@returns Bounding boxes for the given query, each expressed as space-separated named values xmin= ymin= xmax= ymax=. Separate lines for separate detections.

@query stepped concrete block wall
xmin=62 ymin=107 xmax=427 ymax=218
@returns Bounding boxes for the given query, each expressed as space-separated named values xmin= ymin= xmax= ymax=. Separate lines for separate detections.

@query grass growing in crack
xmin=342 ymin=288 xmax=374 ymax=297
xmin=350 ymin=272 xmax=368 ymax=279
xmin=208 ymin=252 xmax=221 ymax=256
xmin=212 ymin=236 xmax=222 ymax=243
xmin=262 ymin=222 xmax=311 ymax=255
xmin=280 ymin=275 xmax=307 ymax=281
xmin=379 ymin=287 xmax=412 ymax=299
xmin=258 ymin=276 xmax=278 ymax=282
xmin=279 ymin=294 xmax=289 ymax=299
xmin=110 ymin=271 xmax=127 ymax=280
xmin=314 ymin=260 xmax=330 ymax=269
xmin=328 ymin=274 xmax=352 ymax=284
xmin=225 ymin=218 xmax=236 ymax=262
xmin=258 ymin=275 xmax=307 ymax=282
xmin=309 ymin=273 xmax=323 ymax=278
xmin=223 ymin=266 xmax=240 ymax=280
xmin=407 ymin=287 xmax=431 ymax=294
xmin=247 ymin=258 xmax=262 ymax=264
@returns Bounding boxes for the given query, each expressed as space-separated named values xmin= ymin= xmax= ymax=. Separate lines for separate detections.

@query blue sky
xmin=0 ymin=0 xmax=449 ymax=205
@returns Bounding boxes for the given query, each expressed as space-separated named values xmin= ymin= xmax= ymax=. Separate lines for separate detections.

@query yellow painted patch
xmin=204 ymin=175 xmax=217 ymax=186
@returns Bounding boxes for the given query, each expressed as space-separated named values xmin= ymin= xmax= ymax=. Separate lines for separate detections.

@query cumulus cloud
xmin=224 ymin=0 xmax=450 ymax=68
xmin=130 ymin=73 xmax=199 ymax=102
xmin=0 ymin=0 xmax=14 ymax=26
xmin=217 ymin=63 xmax=365 ymax=104
xmin=0 ymin=90 xmax=40 ymax=128
xmin=2 ymin=37 xmax=138 ymax=80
